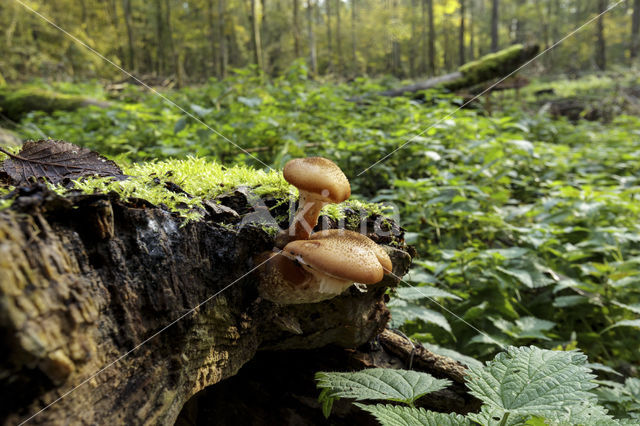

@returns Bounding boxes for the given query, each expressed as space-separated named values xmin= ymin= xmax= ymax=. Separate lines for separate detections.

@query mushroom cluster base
xmin=0 ymin=185 xmax=472 ymax=425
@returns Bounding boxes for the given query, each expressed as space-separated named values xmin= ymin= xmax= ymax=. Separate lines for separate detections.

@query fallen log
xmin=354 ymin=44 xmax=539 ymax=100
xmin=0 ymin=181 xmax=425 ymax=425
xmin=176 ymin=329 xmax=480 ymax=425
xmin=0 ymin=87 xmax=110 ymax=121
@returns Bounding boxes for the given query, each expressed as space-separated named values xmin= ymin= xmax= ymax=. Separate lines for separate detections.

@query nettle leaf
xmin=604 ymin=319 xmax=640 ymax=332
xmin=354 ymin=404 xmax=471 ymax=426
xmin=315 ymin=368 xmax=451 ymax=407
xmin=395 ymin=286 xmax=461 ymax=301
xmin=466 ymin=346 xmax=600 ymax=423
xmin=388 ymin=299 xmax=451 ymax=332
xmin=612 ymin=301 xmax=640 ymax=315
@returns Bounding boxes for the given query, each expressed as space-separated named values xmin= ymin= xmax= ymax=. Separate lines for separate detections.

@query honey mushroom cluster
xmin=256 ymin=157 xmax=392 ymax=305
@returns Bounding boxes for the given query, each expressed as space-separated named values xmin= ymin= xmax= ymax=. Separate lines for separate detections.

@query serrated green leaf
xmin=395 ymin=286 xmax=461 ymax=301
xmin=354 ymin=404 xmax=471 ymax=426
xmin=315 ymin=369 xmax=451 ymax=405
xmin=388 ymin=300 xmax=452 ymax=332
xmin=603 ymin=319 xmax=640 ymax=332
xmin=466 ymin=346 xmax=599 ymax=422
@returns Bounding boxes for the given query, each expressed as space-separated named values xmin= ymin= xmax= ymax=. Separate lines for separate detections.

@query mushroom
xmin=257 ymin=230 xmax=391 ymax=304
xmin=277 ymin=157 xmax=351 ymax=246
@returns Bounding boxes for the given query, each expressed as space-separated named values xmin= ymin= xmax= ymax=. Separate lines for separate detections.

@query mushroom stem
xmin=276 ymin=191 xmax=327 ymax=247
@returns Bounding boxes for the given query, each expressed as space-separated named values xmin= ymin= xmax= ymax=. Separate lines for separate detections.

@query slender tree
xmin=293 ymin=0 xmax=301 ymax=57
xmin=410 ymin=0 xmax=417 ymax=77
xmin=154 ymin=0 xmax=165 ymax=75
xmin=307 ymin=0 xmax=317 ymax=74
xmin=207 ymin=0 xmax=218 ymax=76
xmin=632 ymin=0 xmax=640 ymax=60
xmin=491 ymin=0 xmax=499 ymax=52
xmin=428 ymin=0 xmax=435 ymax=74
xmin=336 ymin=0 xmax=343 ymax=73
xmin=250 ymin=0 xmax=264 ymax=72
xmin=596 ymin=0 xmax=606 ymax=70
xmin=351 ymin=0 xmax=357 ymax=75
xmin=326 ymin=0 xmax=333 ymax=71
xmin=459 ymin=0 xmax=465 ymax=66
xmin=219 ymin=0 xmax=227 ymax=78
xmin=420 ymin=0 xmax=427 ymax=74
xmin=122 ymin=0 xmax=135 ymax=70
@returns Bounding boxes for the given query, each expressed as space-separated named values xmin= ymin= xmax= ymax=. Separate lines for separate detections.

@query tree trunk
xmin=410 ymin=0 xmax=417 ymax=77
xmin=351 ymin=0 xmax=357 ymax=75
xmin=293 ymin=0 xmax=301 ymax=57
xmin=326 ymin=0 xmax=333 ymax=72
xmin=164 ymin=0 xmax=177 ymax=80
xmin=218 ymin=0 xmax=227 ymax=78
xmin=261 ymin=0 xmax=268 ymax=71
xmin=350 ymin=44 xmax=539 ymax=100
xmin=631 ymin=0 xmax=640 ymax=60
xmin=469 ymin=0 xmax=475 ymax=60
xmin=391 ymin=0 xmax=401 ymax=76
xmin=122 ymin=0 xmax=136 ymax=71
xmin=306 ymin=0 xmax=317 ymax=74
xmin=207 ymin=0 xmax=218 ymax=76
xmin=154 ymin=0 xmax=165 ymax=75
xmin=491 ymin=0 xmax=499 ymax=52
xmin=420 ymin=0 xmax=427 ymax=74
xmin=250 ymin=0 xmax=264 ymax=72
xmin=428 ymin=0 xmax=435 ymax=75
xmin=459 ymin=0 xmax=465 ymax=66
xmin=596 ymin=0 xmax=606 ymax=70
xmin=336 ymin=0 xmax=343 ymax=74
xmin=0 ymin=185 xmax=417 ymax=425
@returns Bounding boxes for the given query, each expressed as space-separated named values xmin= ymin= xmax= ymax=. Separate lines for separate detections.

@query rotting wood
xmin=0 ymin=183 xmax=433 ymax=425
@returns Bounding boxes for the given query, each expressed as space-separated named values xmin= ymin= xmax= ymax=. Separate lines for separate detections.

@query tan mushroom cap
xmin=283 ymin=157 xmax=351 ymax=203
xmin=283 ymin=230 xmax=389 ymax=284
xmin=311 ymin=230 xmax=392 ymax=273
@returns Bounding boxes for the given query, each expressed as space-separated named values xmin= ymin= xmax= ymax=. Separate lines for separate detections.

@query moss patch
xmin=445 ymin=44 xmax=533 ymax=91
xmin=0 ymin=87 xmax=94 ymax=121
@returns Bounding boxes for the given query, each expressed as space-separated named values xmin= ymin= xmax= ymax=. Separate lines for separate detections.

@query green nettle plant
xmin=316 ymin=346 xmax=635 ymax=425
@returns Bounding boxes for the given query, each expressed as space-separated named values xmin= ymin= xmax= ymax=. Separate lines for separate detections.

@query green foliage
xmin=316 ymin=368 xmax=451 ymax=408
xmin=354 ymin=404 xmax=471 ymax=426
xmin=316 ymin=347 xmax=626 ymax=425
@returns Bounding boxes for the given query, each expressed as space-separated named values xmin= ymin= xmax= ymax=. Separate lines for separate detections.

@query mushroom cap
xmin=283 ymin=157 xmax=351 ymax=203
xmin=311 ymin=230 xmax=393 ymax=274
xmin=283 ymin=230 xmax=388 ymax=284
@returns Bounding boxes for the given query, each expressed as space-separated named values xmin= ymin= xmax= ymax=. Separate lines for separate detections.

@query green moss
xmin=1 ymin=153 xmax=390 ymax=223
xmin=0 ymin=87 xmax=92 ymax=121
xmin=446 ymin=44 xmax=529 ymax=91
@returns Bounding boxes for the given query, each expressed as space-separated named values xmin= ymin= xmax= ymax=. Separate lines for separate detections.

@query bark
xmin=122 ymin=0 xmax=136 ymax=71
xmin=631 ymin=0 xmax=639 ymax=60
xmin=595 ymin=0 xmax=607 ymax=70
xmin=428 ymin=0 xmax=435 ymax=75
xmin=154 ymin=0 xmax=165 ymax=75
xmin=307 ymin=0 xmax=317 ymax=74
xmin=491 ymin=0 xmax=499 ymax=52
xmin=420 ymin=0 xmax=427 ymax=74
xmin=459 ymin=0 xmax=465 ymax=66
xmin=207 ymin=0 xmax=218 ymax=76
xmin=176 ymin=329 xmax=481 ymax=425
xmin=326 ymin=0 xmax=333 ymax=72
xmin=293 ymin=0 xmax=301 ymax=57
xmin=351 ymin=0 xmax=357 ymax=75
xmin=0 ymin=184 xmax=414 ymax=425
xmin=336 ymin=0 xmax=343 ymax=74
xmin=219 ymin=0 xmax=227 ymax=78
xmin=351 ymin=44 xmax=539 ymax=99
xmin=250 ymin=0 xmax=264 ymax=72
xmin=410 ymin=0 xmax=417 ymax=77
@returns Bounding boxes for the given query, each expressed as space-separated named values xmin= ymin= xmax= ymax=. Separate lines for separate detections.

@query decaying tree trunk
xmin=352 ymin=44 xmax=538 ymax=101
xmin=0 ymin=184 xmax=472 ymax=425
xmin=0 ymin=88 xmax=111 ymax=122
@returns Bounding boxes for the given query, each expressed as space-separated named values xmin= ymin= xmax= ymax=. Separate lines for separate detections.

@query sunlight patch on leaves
xmin=465 ymin=346 xmax=599 ymax=423
xmin=315 ymin=369 xmax=451 ymax=408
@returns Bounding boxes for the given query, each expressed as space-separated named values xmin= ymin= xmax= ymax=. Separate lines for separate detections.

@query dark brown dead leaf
xmin=0 ymin=139 xmax=124 ymax=185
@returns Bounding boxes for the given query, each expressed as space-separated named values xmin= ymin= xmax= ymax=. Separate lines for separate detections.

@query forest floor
xmin=1 ymin=67 xmax=640 ymax=419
